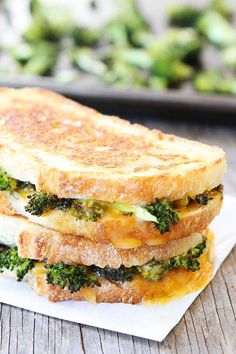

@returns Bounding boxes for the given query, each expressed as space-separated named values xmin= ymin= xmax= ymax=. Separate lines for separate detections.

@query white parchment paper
xmin=0 ymin=195 xmax=235 ymax=342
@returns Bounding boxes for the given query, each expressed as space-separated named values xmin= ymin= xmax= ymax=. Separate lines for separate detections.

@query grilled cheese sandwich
xmin=0 ymin=87 xmax=226 ymax=304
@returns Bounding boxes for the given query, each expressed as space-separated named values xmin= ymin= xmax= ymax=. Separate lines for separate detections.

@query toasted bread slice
xmin=0 ymin=87 xmax=225 ymax=204
xmin=0 ymin=212 xmax=203 ymax=267
xmin=26 ymin=230 xmax=214 ymax=304
xmin=0 ymin=188 xmax=222 ymax=247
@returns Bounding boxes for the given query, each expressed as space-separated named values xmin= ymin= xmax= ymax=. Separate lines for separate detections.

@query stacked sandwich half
xmin=0 ymin=88 xmax=226 ymax=304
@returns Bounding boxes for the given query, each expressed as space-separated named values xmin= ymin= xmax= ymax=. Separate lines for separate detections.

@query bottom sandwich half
xmin=0 ymin=213 xmax=214 ymax=304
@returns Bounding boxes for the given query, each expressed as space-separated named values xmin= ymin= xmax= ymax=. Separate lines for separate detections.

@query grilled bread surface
xmin=0 ymin=87 xmax=226 ymax=204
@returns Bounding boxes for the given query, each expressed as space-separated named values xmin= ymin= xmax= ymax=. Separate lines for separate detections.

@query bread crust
xmin=0 ymin=189 xmax=222 ymax=247
xmin=17 ymin=220 xmax=204 ymax=267
xmin=0 ymin=87 xmax=226 ymax=204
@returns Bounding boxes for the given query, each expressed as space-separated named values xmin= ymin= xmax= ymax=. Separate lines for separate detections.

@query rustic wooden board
xmin=0 ymin=118 xmax=235 ymax=354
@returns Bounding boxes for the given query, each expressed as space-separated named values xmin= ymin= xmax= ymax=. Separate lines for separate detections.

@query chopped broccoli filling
xmin=0 ymin=241 xmax=206 ymax=291
xmin=25 ymin=191 xmax=59 ymax=215
xmin=138 ymin=240 xmax=206 ymax=281
xmin=0 ymin=168 xmax=35 ymax=194
xmin=92 ymin=265 xmax=137 ymax=282
xmin=0 ymin=168 xmax=18 ymax=193
xmin=0 ymin=246 xmax=35 ymax=281
xmin=0 ymin=168 xmax=222 ymax=227
xmin=45 ymin=262 xmax=100 ymax=292
xmin=146 ymin=199 xmax=179 ymax=233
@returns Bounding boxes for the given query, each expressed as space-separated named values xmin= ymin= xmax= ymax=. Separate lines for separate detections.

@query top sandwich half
xmin=0 ymin=87 xmax=226 ymax=204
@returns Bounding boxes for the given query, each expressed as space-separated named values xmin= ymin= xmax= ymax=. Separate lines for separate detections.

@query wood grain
xmin=0 ymin=119 xmax=235 ymax=354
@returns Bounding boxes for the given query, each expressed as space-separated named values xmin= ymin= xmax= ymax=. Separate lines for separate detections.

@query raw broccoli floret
xmin=0 ymin=246 xmax=35 ymax=281
xmin=45 ymin=262 xmax=100 ymax=292
xmin=146 ymin=199 xmax=179 ymax=233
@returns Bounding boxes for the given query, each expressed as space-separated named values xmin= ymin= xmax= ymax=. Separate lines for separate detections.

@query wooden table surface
xmin=0 ymin=118 xmax=235 ymax=354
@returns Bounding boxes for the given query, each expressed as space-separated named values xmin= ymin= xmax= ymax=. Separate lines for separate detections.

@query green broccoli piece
xmin=151 ymin=58 xmax=194 ymax=86
xmin=168 ymin=5 xmax=202 ymax=27
xmin=148 ymin=28 xmax=202 ymax=63
xmin=197 ymin=11 xmax=236 ymax=48
xmin=25 ymin=191 xmax=59 ymax=216
xmin=210 ymin=0 xmax=233 ymax=19
xmin=138 ymin=240 xmax=206 ymax=281
xmin=194 ymin=70 xmax=236 ymax=95
xmin=138 ymin=261 xmax=170 ymax=281
xmin=22 ymin=42 xmax=57 ymax=76
xmin=0 ymin=246 xmax=35 ymax=281
xmin=146 ymin=199 xmax=179 ymax=234
xmin=24 ymin=4 xmax=75 ymax=42
xmin=72 ymin=48 xmax=106 ymax=77
xmin=70 ymin=200 xmax=105 ymax=222
xmin=222 ymin=45 xmax=236 ymax=70
xmin=0 ymin=168 xmax=18 ymax=193
xmin=92 ymin=265 xmax=137 ymax=282
xmin=72 ymin=27 xmax=100 ymax=46
xmin=45 ymin=262 xmax=100 ymax=292
xmin=105 ymin=0 xmax=149 ymax=46
xmin=25 ymin=190 xmax=105 ymax=221
xmin=169 ymin=240 xmax=206 ymax=271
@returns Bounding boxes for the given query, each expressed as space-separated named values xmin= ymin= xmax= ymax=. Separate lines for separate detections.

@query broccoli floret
xmin=0 ymin=168 xmax=18 ymax=193
xmin=25 ymin=190 xmax=105 ymax=221
xmin=92 ymin=265 xmax=137 ymax=282
xmin=0 ymin=168 xmax=35 ymax=194
xmin=138 ymin=240 xmax=206 ymax=281
xmin=168 ymin=6 xmax=201 ymax=28
xmin=45 ymin=262 xmax=100 ymax=292
xmin=169 ymin=240 xmax=206 ymax=271
xmin=138 ymin=261 xmax=170 ymax=281
xmin=0 ymin=246 xmax=35 ymax=281
xmin=70 ymin=200 xmax=105 ymax=222
xmin=25 ymin=191 xmax=59 ymax=216
xmin=146 ymin=199 xmax=179 ymax=233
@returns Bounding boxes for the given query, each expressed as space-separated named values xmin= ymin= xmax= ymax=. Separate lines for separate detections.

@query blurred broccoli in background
xmin=197 ymin=11 xmax=236 ymax=48
xmin=147 ymin=28 xmax=202 ymax=63
xmin=168 ymin=6 xmax=201 ymax=28
xmin=1 ymin=0 xmax=235 ymax=95
xmin=210 ymin=0 xmax=233 ymax=19
xmin=25 ymin=1 xmax=75 ymax=41
xmin=72 ymin=48 xmax=106 ymax=77
xmin=194 ymin=70 xmax=236 ymax=95
xmin=12 ymin=41 xmax=56 ymax=76
xmin=222 ymin=45 xmax=236 ymax=70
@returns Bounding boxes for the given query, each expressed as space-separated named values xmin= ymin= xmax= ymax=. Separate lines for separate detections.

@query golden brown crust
xmin=0 ymin=189 xmax=223 ymax=247
xmin=17 ymin=221 xmax=203 ymax=268
xmin=0 ymin=87 xmax=226 ymax=204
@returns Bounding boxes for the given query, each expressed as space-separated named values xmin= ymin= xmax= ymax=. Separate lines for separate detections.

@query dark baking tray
xmin=1 ymin=75 xmax=236 ymax=123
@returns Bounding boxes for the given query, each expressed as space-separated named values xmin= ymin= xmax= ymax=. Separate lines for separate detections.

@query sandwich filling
xmin=0 ymin=238 xmax=206 ymax=292
xmin=0 ymin=168 xmax=223 ymax=235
